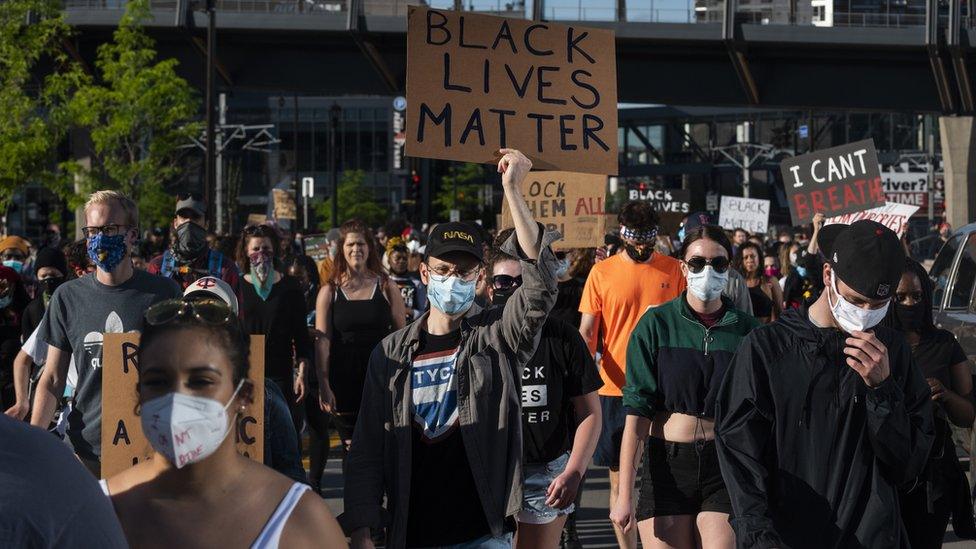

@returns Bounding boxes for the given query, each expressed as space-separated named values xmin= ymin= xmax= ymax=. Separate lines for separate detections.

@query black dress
xmin=748 ymin=283 xmax=775 ymax=319
xmin=328 ymin=279 xmax=393 ymax=439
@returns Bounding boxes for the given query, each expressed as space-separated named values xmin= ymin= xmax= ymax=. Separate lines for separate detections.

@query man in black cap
xmin=341 ymin=149 xmax=560 ymax=549
xmin=147 ymin=194 xmax=239 ymax=295
xmin=715 ymin=220 xmax=934 ymax=549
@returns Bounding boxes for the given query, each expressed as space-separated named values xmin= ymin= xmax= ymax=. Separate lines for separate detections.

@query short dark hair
xmin=617 ymin=201 xmax=659 ymax=232
xmin=680 ymin=225 xmax=733 ymax=261
xmin=139 ymin=307 xmax=251 ymax=384
xmin=238 ymin=224 xmax=281 ymax=274
xmin=488 ymin=228 xmax=518 ymax=276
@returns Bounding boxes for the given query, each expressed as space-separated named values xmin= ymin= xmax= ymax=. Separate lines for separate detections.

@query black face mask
xmin=624 ymin=243 xmax=653 ymax=263
xmin=896 ymin=302 xmax=928 ymax=331
xmin=492 ymin=288 xmax=516 ymax=307
xmin=40 ymin=276 xmax=64 ymax=296
xmin=174 ymin=222 xmax=209 ymax=262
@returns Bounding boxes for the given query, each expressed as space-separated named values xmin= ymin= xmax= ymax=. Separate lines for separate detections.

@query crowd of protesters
xmin=0 ymin=151 xmax=972 ymax=549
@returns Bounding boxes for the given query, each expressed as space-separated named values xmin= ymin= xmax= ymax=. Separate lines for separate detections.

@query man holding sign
xmin=342 ymin=149 xmax=560 ymax=549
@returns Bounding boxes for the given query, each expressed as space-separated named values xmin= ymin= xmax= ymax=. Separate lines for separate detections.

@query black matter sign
xmin=779 ymin=139 xmax=885 ymax=226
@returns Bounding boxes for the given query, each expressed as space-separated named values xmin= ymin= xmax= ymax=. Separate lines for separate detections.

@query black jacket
xmin=715 ymin=306 xmax=934 ymax=549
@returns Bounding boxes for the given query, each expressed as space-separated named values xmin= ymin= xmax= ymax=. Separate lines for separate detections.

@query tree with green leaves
xmin=0 ymin=0 xmax=86 ymax=206
xmin=432 ymin=162 xmax=486 ymax=221
xmin=315 ymin=170 xmax=390 ymax=229
xmin=65 ymin=0 xmax=201 ymax=230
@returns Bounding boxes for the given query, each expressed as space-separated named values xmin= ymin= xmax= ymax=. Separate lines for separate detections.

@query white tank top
xmin=99 ymin=480 xmax=310 ymax=549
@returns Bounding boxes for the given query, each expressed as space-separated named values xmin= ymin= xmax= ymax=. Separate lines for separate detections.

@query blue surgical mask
xmin=0 ymin=295 xmax=11 ymax=309
xmin=553 ymin=258 xmax=571 ymax=279
xmin=427 ymin=273 xmax=476 ymax=316
xmin=795 ymin=266 xmax=808 ymax=279
xmin=87 ymin=233 xmax=128 ymax=273
xmin=677 ymin=227 xmax=686 ymax=242
xmin=2 ymin=260 xmax=23 ymax=274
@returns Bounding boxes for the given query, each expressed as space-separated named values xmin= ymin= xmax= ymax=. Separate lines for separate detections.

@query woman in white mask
xmin=611 ymin=225 xmax=759 ymax=549
xmin=99 ymin=298 xmax=345 ymax=548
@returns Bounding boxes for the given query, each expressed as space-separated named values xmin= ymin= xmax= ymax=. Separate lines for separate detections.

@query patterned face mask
xmin=249 ymin=251 xmax=274 ymax=300
xmin=88 ymin=233 xmax=128 ymax=273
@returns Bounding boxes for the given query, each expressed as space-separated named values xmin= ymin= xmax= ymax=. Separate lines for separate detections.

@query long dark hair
xmin=733 ymin=242 xmax=764 ymax=281
xmin=140 ymin=305 xmax=251 ymax=384
xmin=329 ymin=219 xmax=386 ymax=287
xmin=889 ymin=258 xmax=936 ymax=334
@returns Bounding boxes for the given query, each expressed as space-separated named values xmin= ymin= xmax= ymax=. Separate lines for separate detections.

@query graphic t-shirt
xmin=38 ymin=270 xmax=181 ymax=461
xmin=522 ymin=318 xmax=603 ymax=465
xmin=391 ymin=273 xmax=427 ymax=322
xmin=406 ymin=329 xmax=491 ymax=547
xmin=579 ymin=252 xmax=685 ymax=397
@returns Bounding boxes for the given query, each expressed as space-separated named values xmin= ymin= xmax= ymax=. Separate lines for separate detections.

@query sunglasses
xmin=491 ymin=274 xmax=523 ymax=290
xmin=145 ymin=298 xmax=234 ymax=327
xmin=685 ymin=256 xmax=731 ymax=274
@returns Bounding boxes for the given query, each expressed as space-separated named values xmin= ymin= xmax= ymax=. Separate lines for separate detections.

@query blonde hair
xmin=84 ymin=190 xmax=138 ymax=229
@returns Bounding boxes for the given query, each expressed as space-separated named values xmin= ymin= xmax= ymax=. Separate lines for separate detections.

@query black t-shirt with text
xmin=522 ymin=318 xmax=603 ymax=465
xmin=406 ymin=329 xmax=491 ymax=547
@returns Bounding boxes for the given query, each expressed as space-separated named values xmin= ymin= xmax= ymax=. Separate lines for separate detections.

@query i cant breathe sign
xmin=779 ymin=139 xmax=884 ymax=226
xmin=406 ymin=7 xmax=618 ymax=175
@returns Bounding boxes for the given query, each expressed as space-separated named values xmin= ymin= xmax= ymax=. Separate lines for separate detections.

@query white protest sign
xmin=825 ymin=202 xmax=919 ymax=236
xmin=718 ymin=196 xmax=770 ymax=234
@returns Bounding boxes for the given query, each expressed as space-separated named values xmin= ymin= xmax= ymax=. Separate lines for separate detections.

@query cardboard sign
xmin=718 ymin=196 xmax=771 ymax=234
xmin=628 ymin=188 xmax=691 ymax=215
xmin=406 ymin=7 xmax=618 ymax=175
xmin=500 ymin=171 xmax=606 ymax=249
xmin=779 ymin=139 xmax=885 ymax=225
xmin=303 ymin=234 xmax=331 ymax=262
xmin=825 ymin=202 xmax=920 ymax=237
xmin=272 ymin=189 xmax=297 ymax=220
xmin=100 ymin=333 xmax=265 ymax=478
xmin=247 ymin=213 xmax=268 ymax=226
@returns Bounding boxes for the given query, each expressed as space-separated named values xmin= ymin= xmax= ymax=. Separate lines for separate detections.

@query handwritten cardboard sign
xmin=100 ymin=333 xmax=265 ymax=478
xmin=825 ymin=202 xmax=920 ymax=237
xmin=779 ymin=139 xmax=884 ymax=225
xmin=406 ymin=7 xmax=618 ymax=175
xmin=273 ymin=189 xmax=297 ymax=220
xmin=500 ymin=171 xmax=606 ymax=249
xmin=718 ymin=196 xmax=771 ymax=234
xmin=246 ymin=213 xmax=268 ymax=226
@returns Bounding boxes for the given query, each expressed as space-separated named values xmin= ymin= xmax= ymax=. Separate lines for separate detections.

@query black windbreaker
xmin=715 ymin=306 xmax=934 ymax=549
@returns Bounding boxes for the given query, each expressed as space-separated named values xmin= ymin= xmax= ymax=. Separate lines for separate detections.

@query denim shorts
xmin=518 ymin=452 xmax=575 ymax=525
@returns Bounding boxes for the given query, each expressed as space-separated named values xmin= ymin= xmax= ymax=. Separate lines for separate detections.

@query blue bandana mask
xmin=427 ymin=273 xmax=476 ymax=316
xmin=2 ymin=260 xmax=23 ymax=274
xmin=87 ymin=233 xmax=128 ymax=273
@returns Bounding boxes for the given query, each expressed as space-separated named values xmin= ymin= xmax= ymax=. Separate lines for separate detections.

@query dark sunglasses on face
xmin=491 ymin=274 xmax=523 ymax=290
xmin=896 ymin=291 xmax=923 ymax=303
xmin=685 ymin=256 xmax=731 ymax=274
xmin=144 ymin=298 xmax=234 ymax=326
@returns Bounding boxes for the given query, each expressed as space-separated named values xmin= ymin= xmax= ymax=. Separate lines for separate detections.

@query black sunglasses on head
xmin=685 ymin=256 xmax=731 ymax=274
xmin=491 ymin=274 xmax=523 ymax=290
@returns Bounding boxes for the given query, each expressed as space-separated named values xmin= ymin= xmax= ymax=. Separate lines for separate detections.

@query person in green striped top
xmin=610 ymin=224 xmax=758 ymax=549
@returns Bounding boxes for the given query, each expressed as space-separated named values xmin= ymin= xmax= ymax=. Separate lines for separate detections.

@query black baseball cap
xmin=818 ymin=220 xmax=904 ymax=300
xmin=425 ymin=222 xmax=484 ymax=262
xmin=682 ymin=211 xmax=714 ymax=232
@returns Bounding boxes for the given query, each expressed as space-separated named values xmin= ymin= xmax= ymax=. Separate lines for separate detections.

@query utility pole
xmin=215 ymin=93 xmax=226 ymax=234
xmin=927 ymin=118 xmax=936 ymax=223
xmin=329 ymin=104 xmax=342 ymax=229
xmin=204 ymin=0 xmax=216 ymax=223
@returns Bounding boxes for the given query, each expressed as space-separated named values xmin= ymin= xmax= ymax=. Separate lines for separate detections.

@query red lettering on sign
xmin=827 ymin=186 xmax=840 ymax=210
xmin=793 ymin=195 xmax=810 ymax=220
xmin=868 ymin=177 xmax=884 ymax=202
xmin=810 ymin=190 xmax=827 ymax=213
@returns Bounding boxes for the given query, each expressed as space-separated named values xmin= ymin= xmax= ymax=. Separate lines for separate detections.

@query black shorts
xmin=594 ymin=396 xmax=627 ymax=468
xmin=635 ymin=437 xmax=732 ymax=520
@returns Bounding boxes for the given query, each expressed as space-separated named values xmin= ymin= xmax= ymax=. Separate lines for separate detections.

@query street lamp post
xmin=204 ymin=0 xmax=216 ymax=224
xmin=329 ymin=103 xmax=342 ymax=230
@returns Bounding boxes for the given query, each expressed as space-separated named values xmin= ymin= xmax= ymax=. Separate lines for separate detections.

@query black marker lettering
xmin=491 ymin=20 xmax=518 ymax=53
xmin=442 ymin=53 xmax=471 ymax=92
xmin=527 ymin=113 xmax=555 ymax=153
xmin=570 ymin=69 xmax=600 ymax=109
xmin=582 ymin=114 xmax=610 ymax=152
xmin=417 ymin=103 xmax=452 ymax=147
xmin=524 ymin=24 xmax=553 ymax=56
xmin=460 ymin=109 xmax=486 ymax=146
xmin=559 ymin=114 xmax=577 ymax=150
xmin=536 ymin=66 xmax=566 ymax=105
xmin=489 ymin=108 xmax=515 ymax=147
xmin=238 ymin=416 xmax=257 ymax=445
xmin=426 ymin=10 xmax=450 ymax=46
xmin=567 ymin=27 xmax=596 ymax=64
xmin=122 ymin=341 xmax=138 ymax=374
xmin=458 ymin=16 xmax=487 ymax=49
xmin=504 ymin=64 xmax=534 ymax=98
xmin=113 ymin=419 xmax=131 ymax=446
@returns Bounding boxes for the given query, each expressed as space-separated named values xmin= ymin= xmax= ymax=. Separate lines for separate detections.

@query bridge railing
xmin=62 ymin=0 xmax=350 ymax=14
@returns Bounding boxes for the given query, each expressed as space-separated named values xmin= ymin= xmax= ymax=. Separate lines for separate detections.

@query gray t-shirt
xmin=39 ymin=270 xmax=180 ymax=461
xmin=0 ymin=415 xmax=128 ymax=548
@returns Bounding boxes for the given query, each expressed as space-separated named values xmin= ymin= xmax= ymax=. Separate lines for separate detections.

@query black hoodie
xmin=715 ymin=306 xmax=934 ymax=549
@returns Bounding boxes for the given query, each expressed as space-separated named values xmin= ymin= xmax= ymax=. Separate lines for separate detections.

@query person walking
xmin=487 ymin=231 xmax=603 ymax=549
xmin=735 ymin=242 xmax=783 ymax=324
xmin=610 ymin=225 xmax=758 ymax=548
xmin=238 ymin=224 xmax=313 ymax=449
xmin=579 ymin=201 xmax=686 ymax=549
xmin=30 ymin=191 xmax=181 ymax=474
xmin=715 ymin=220 xmax=934 ymax=549
xmin=99 ymin=298 xmax=345 ymax=547
xmin=340 ymin=149 xmax=558 ymax=549
xmin=892 ymin=259 xmax=976 ymax=547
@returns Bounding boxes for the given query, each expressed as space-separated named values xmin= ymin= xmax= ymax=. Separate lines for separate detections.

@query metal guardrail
xmin=58 ymin=0 xmax=976 ymax=29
